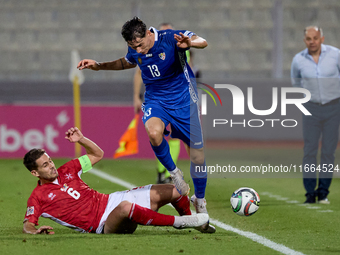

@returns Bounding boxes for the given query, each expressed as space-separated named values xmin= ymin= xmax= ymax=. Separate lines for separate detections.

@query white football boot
xmin=173 ymin=213 xmax=209 ymax=229
xmin=170 ymin=168 xmax=190 ymax=196
xmin=190 ymin=195 xmax=216 ymax=233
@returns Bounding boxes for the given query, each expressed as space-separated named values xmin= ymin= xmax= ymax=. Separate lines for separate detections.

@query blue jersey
xmin=125 ymin=27 xmax=198 ymax=109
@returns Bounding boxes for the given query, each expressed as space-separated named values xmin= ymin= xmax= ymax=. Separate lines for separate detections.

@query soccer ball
xmin=230 ymin=187 xmax=260 ymax=216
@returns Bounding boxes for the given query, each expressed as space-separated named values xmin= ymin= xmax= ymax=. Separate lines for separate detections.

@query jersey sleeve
xmin=125 ymin=47 xmax=137 ymax=65
xmin=78 ymin=155 xmax=92 ymax=173
xmin=23 ymin=195 xmax=41 ymax=225
xmin=59 ymin=159 xmax=82 ymax=177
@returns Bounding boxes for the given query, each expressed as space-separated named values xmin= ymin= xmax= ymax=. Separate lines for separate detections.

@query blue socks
xmin=151 ymin=138 xmax=207 ymax=199
xmin=151 ymin=138 xmax=176 ymax=171
xmin=190 ymin=161 xmax=207 ymax=199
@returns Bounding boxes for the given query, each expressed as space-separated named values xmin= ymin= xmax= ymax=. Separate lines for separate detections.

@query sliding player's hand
xmin=174 ymin=32 xmax=191 ymax=49
xmin=36 ymin=226 xmax=55 ymax=235
xmin=65 ymin=127 xmax=84 ymax=143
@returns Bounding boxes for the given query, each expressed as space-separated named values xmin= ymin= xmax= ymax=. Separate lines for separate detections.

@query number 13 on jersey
xmin=147 ymin=65 xmax=160 ymax=77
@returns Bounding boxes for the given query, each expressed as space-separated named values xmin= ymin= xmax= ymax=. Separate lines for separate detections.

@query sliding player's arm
xmin=65 ymin=127 xmax=104 ymax=166
xmin=23 ymin=221 xmax=54 ymax=235
xmin=77 ymin=57 xmax=137 ymax=71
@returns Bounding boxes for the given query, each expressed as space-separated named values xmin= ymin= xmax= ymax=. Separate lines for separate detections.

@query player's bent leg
xmin=103 ymin=201 xmax=138 ymax=234
xmin=111 ymin=200 xmax=208 ymax=230
xmin=145 ymin=117 xmax=165 ymax=146
xmin=149 ymin=184 xmax=179 ymax=210
xmin=145 ymin=119 xmax=189 ymax=195
xmin=189 ymin=147 xmax=207 ymax=199
xmin=189 ymin=147 xmax=205 ymax=165
xmin=150 ymin=184 xmax=191 ymax=216
xmin=156 ymin=138 xmax=180 ymax=183
xmin=190 ymin=195 xmax=216 ymax=233
xmin=146 ymin=118 xmax=177 ymax=172
xmin=104 ymin=200 xmax=177 ymax=233
xmin=188 ymin=147 xmax=216 ymax=233
xmin=168 ymin=138 xmax=181 ymax=168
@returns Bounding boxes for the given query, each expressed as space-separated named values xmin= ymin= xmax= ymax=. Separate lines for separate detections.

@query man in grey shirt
xmin=291 ymin=26 xmax=340 ymax=204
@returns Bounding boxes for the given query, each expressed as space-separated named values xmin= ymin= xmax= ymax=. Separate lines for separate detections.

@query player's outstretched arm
xmin=23 ymin=221 xmax=55 ymax=235
xmin=77 ymin=57 xmax=136 ymax=71
xmin=65 ymin=127 xmax=104 ymax=166
xmin=190 ymin=35 xmax=208 ymax=49
xmin=174 ymin=33 xmax=208 ymax=49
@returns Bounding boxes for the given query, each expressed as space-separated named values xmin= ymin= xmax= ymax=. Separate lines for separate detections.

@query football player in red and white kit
xmin=23 ymin=127 xmax=209 ymax=235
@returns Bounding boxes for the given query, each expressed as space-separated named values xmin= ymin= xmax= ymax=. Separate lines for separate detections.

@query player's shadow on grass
xmin=4 ymin=227 xmax=234 ymax=240
xmin=309 ymin=248 xmax=340 ymax=254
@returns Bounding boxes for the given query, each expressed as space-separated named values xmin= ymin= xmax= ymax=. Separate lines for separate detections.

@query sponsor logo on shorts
xmin=194 ymin=142 xmax=202 ymax=146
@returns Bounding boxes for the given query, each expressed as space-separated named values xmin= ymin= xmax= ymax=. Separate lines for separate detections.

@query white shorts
xmin=96 ymin=184 xmax=152 ymax=234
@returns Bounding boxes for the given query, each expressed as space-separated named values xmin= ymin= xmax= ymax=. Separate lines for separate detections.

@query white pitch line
xmin=262 ymin=192 xmax=333 ymax=212
xmin=90 ymin=169 xmax=135 ymax=189
xmin=305 ymin=206 xmax=321 ymax=209
xmin=89 ymin=168 xmax=305 ymax=255
xmin=209 ymin=220 xmax=305 ymax=255
xmin=286 ymin=200 xmax=300 ymax=204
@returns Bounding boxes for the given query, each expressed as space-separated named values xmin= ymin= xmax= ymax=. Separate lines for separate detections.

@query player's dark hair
xmin=121 ymin=17 xmax=147 ymax=42
xmin=23 ymin=148 xmax=46 ymax=172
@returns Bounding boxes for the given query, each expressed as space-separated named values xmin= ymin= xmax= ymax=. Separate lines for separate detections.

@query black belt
xmin=310 ymin=98 xmax=340 ymax=106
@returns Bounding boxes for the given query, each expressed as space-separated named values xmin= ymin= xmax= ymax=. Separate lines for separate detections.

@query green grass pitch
xmin=1 ymin=147 xmax=340 ymax=255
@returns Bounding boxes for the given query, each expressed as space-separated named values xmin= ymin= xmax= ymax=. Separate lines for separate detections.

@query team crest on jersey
xmin=26 ymin=206 xmax=34 ymax=216
xmin=138 ymin=57 xmax=142 ymax=64
xmin=65 ymin=173 xmax=73 ymax=180
xmin=60 ymin=183 xmax=69 ymax=192
xmin=159 ymin=52 xmax=166 ymax=60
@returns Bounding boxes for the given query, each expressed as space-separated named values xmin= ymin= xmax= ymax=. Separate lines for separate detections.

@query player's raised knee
xmin=147 ymin=130 xmax=163 ymax=145
xmin=117 ymin=201 xmax=133 ymax=217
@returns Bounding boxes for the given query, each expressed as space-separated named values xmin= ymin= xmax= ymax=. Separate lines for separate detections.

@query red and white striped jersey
xmin=24 ymin=159 xmax=109 ymax=233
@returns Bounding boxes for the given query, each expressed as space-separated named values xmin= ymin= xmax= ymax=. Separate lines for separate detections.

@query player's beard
xmin=51 ymin=168 xmax=58 ymax=179
xmin=45 ymin=168 xmax=58 ymax=181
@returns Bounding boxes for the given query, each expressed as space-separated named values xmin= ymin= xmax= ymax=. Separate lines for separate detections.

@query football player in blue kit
xmin=78 ymin=17 xmax=215 ymax=233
